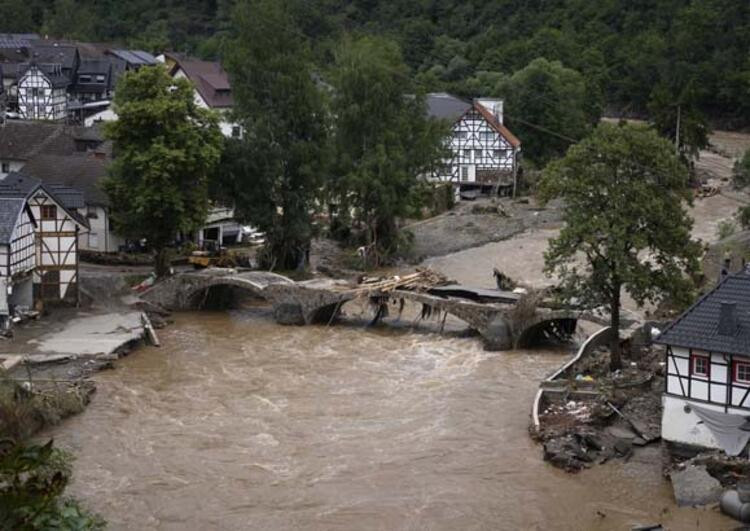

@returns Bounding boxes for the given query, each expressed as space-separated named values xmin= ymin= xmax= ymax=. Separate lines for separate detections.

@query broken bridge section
xmin=143 ymin=268 xmax=594 ymax=350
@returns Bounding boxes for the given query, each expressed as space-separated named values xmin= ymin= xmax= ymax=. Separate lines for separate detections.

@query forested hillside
xmin=2 ymin=0 xmax=749 ymax=127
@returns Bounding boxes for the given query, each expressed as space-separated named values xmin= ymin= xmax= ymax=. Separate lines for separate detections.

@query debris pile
xmin=351 ymin=268 xmax=451 ymax=295
xmin=533 ymin=340 xmax=667 ymax=472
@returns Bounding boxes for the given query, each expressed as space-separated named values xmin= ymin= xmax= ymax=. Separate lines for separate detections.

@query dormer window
xmin=79 ymin=74 xmax=92 ymax=83
xmin=95 ymin=75 xmax=105 ymax=82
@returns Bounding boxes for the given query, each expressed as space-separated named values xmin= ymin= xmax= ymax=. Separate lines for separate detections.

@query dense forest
xmin=2 ymin=0 xmax=749 ymax=128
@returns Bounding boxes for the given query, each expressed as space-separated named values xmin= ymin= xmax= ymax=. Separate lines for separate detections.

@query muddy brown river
xmin=44 ymin=303 xmax=731 ymax=530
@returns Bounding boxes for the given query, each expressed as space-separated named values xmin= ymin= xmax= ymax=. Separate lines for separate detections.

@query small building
xmin=426 ymin=92 xmax=521 ymax=198
xmin=163 ymin=53 xmax=240 ymax=138
xmin=17 ymin=63 xmax=69 ymax=121
xmin=21 ymin=151 xmax=125 ymax=253
xmin=0 ymin=172 xmax=88 ymax=305
xmin=0 ymin=197 xmax=36 ymax=326
xmin=656 ymin=267 xmax=750 ymax=456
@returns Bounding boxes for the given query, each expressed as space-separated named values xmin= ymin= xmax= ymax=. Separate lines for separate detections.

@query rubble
xmin=670 ymin=465 xmax=723 ymax=507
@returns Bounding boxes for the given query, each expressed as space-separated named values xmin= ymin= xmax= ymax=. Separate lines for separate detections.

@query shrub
xmin=717 ymin=219 xmax=738 ymax=240
xmin=733 ymin=150 xmax=750 ymax=189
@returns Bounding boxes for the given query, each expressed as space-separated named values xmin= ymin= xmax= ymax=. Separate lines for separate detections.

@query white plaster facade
xmin=18 ymin=66 xmax=67 ymax=121
xmin=663 ymin=345 xmax=750 ymax=450
xmin=77 ymin=204 xmax=125 ymax=253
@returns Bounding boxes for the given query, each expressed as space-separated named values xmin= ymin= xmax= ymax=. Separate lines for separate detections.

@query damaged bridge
xmin=143 ymin=269 xmax=605 ymax=350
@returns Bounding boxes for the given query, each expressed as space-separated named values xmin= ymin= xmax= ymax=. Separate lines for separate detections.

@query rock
xmin=607 ymin=425 xmax=637 ymax=440
xmin=614 ymin=439 xmax=633 ymax=457
xmin=543 ymin=435 xmax=590 ymax=472
xmin=671 ymin=465 xmax=723 ymax=507
xmin=273 ymin=303 xmax=305 ymax=326
xmin=632 ymin=437 xmax=648 ymax=446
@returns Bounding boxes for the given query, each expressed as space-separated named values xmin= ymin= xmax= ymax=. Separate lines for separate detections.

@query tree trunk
xmin=155 ymin=247 xmax=171 ymax=278
xmin=609 ymin=285 xmax=622 ymax=371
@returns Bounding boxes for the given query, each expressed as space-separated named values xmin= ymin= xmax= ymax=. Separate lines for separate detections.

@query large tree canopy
xmin=105 ymin=66 xmax=222 ymax=276
xmin=221 ymin=0 xmax=330 ymax=270
xmin=539 ymin=122 xmax=701 ymax=369
xmin=498 ymin=57 xmax=595 ymax=165
xmin=330 ymin=35 xmax=448 ymax=264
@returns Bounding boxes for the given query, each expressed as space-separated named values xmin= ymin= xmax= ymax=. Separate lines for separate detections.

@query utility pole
xmin=675 ymin=104 xmax=681 ymax=156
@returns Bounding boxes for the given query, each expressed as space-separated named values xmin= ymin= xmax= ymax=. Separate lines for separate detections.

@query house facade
xmin=426 ymin=93 xmax=521 ymax=197
xmin=0 ymin=173 xmax=87 ymax=306
xmin=656 ymin=268 xmax=750 ymax=456
xmin=0 ymin=197 xmax=36 ymax=326
xmin=163 ymin=53 xmax=240 ymax=138
xmin=17 ymin=64 xmax=69 ymax=121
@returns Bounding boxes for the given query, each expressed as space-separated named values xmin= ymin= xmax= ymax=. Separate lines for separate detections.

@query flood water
xmin=46 ymin=304 xmax=731 ymax=530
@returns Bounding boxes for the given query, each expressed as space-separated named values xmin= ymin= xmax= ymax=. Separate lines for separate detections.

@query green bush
xmin=0 ymin=440 xmax=104 ymax=530
xmin=717 ymin=219 xmax=738 ymax=240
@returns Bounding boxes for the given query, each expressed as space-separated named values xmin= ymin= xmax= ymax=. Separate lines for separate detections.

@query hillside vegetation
xmin=2 ymin=0 xmax=748 ymax=128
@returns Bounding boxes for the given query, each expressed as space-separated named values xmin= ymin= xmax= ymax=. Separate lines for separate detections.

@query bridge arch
xmin=512 ymin=310 xmax=580 ymax=349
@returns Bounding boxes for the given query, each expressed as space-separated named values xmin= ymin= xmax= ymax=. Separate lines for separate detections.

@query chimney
xmin=718 ymin=301 xmax=738 ymax=336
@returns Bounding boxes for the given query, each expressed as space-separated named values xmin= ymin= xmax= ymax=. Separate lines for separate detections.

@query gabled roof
xmin=0 ymin=172 xmax=89 ymax=229
xmin=29 ymin=44 xmax=78 ymax=71
xmin=425 ymin=92 xmax=521 ymax=148
xmin=426 ymin=93 xmax=472 ymax=121
xmin=0 ymin=121 xmax=64 ymax=160
xmin=21 ymin=152 xmax=110 ymax=206
xmin=0 ymin=198 xmax=30 ymax=245
xmin=19 ymin=63 xmax=70 ymax=88
xmin=473 ymin=101 xmax=521 ymax=148
xmin=655 ymin=269 xmax=750 ymax=356
xmin=168 ymin=54 xmax=234 ymax=109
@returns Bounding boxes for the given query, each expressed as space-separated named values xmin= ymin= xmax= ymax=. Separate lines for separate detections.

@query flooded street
xmin=46 ymin=307 xmax=730 ymax=529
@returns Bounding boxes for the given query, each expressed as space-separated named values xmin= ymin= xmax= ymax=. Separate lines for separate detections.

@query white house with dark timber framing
xmin=655 ymin=267 xmax=750 ymax=456
xmin=0 ymin=172 xmax=87 ymax=306
xmin=0 ymin=197 xmax=36 ymax=327
xmin=17 ymin=63 xmax=69 ymax=121
xmin=426 ymin=93 xmax=521 ymax=198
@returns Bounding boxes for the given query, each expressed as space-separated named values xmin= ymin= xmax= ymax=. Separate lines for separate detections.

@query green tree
xmin=330 ymin=35 xmax=448 ymax=264
xmin=42 ymin=0 xmax=95 ymax=40
xmin=222 ymin=0 xmax=330 ymax=270
xmin=648 ymin=81 xmax=710 ymax=167
xmin=105 ymin=66 xmax=222 ymax=277
xmin=0 ymin=0 xmax=34 ymax=33
xmin=539 ymin=123 xmax=700 ymax=369
xmin=499 ymin=57 xmax=595 ymax=165
xmin=0 ymin=440 xmax=104 ymax=529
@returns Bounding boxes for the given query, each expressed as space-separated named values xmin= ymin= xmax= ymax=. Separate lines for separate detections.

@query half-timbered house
xmin=426 ymin=93 xmax=521 ymax=198
xmin=0 ymin=197 xmax=36 ymax=327
xmin=656 ymin=267 xmax=750 ymax=456
xmin=0 ymin=172 xmax=87 ymax=306
xmin=17 ymin=64 xmax=69 ymax=121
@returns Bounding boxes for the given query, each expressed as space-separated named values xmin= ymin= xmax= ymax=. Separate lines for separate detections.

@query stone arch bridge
xmin=143 ymin=269 xmax=607 ymax=350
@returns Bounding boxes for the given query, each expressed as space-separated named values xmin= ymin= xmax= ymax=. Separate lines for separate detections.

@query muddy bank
xmin=404 ymin=196 xmax=563 ymax=261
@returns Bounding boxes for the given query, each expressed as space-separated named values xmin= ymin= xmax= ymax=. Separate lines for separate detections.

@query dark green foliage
xmin=0 ymin=440 xmax=104 ymax=530
xmin=539 ymin=123 xmax=701 ymax=369
xmin=498 ymin=58 xmax=594 ymax=165
xmin=222 ymin=0 xmax=330 ymax=270
xmin=329 ymin=35 xmax=448 ymax=264
xmin=1 ymin=1 xmax=748 ymax=126
xmin=648 ymin=82 xmax=710 ymax=165
xmin=104 ymin=66 xmax=222 ymax=276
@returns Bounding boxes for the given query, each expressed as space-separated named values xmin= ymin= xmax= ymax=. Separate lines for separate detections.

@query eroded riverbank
xmin=44 ymin=309 xmax=732 ymax=529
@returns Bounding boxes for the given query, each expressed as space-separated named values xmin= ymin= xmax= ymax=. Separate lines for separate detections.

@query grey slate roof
xmin=655 ymin=269 xmax=750 ymax=356
xmin=426 ymin=92 xmax=472 ymax=122
xmin=108 ymin=49 xmax=157 ymax=67
xmin=0 ymin=198 xmax=27 ymax=245
xmin=0 ymin=172 xmax=89 ymax=229
xmin=21 ymin=152 xmax=110 ymax=206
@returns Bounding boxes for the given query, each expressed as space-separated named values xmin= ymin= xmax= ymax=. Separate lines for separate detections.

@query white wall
xmin=78 ymin=205 xmax=125 ymax=253
xmin=0 ymin=159 xmax=24 ymax=179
